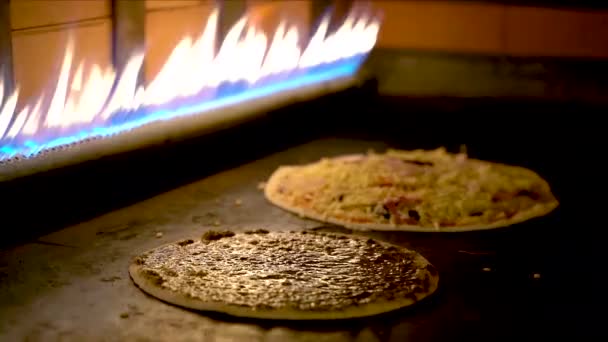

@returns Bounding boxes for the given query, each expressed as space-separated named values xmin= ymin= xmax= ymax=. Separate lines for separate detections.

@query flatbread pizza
xmin=129 ymin=229 xmax=438 ymax=320
xmin=264 ymin=148 xmax=558 ymax=232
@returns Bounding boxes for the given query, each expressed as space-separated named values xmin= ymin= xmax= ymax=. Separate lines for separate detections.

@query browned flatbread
xmin=264 ymin=148 xmax=559 ymax=232
xmin=129 ymin=229 xmax=438 ymax=320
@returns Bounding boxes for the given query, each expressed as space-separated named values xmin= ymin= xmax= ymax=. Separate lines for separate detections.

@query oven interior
xmin=1 ymin=1 xmax=606 ymax=340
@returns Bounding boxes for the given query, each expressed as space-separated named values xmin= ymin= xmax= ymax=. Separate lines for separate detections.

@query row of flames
xmin=0 ymin=7 xmax=380 ymax=159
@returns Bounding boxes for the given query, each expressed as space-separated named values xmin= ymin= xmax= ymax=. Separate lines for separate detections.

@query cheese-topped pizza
xmin=264 ymin=148 xmax=559 ymax=232
xmin=129 ymin=229 xmax=438 ymax=320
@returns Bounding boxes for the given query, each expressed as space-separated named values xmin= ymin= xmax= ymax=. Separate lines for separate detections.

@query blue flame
xmin=0 ymin=56 xmax=363 ymax=160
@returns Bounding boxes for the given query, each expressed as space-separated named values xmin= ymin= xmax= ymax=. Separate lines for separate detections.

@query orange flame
xmin=0 ymin=7 xmax=380 ymax=152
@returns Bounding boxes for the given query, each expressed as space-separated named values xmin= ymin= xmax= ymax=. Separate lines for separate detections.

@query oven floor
xmin=0 ymin=137 xmax=599 ymax=341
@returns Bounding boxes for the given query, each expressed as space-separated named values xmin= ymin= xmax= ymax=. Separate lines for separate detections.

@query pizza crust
xmin=129 ymin=263 xmax=437 ymax=320
xmin=129 ymin=231 xmax=439 ymax=320
xmin=264 ymin=151 xmax=559 ymax=233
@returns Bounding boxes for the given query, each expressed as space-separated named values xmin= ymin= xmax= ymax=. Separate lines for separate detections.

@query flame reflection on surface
xmin=0 ymin=8 xmax=380 ymax=161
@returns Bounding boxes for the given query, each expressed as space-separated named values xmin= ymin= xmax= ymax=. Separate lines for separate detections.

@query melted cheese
xmin=273 ymin=148 xmax=555 ymax=228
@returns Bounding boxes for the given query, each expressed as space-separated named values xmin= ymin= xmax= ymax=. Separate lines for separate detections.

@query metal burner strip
xmin=0 ymin=62 xmax=361 ymax=182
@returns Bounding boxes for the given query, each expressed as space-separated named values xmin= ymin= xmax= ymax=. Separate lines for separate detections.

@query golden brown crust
xmin=264 ymin=149 xmax=559 ymax=232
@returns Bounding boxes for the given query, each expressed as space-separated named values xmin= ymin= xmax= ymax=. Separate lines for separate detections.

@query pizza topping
xmin=142 ymin=269 xmax=164 ymax=286
xmin=516 ymin=189 xmax=541 ymax=201
xmin=380 ymin=196 xmax=423 ymax=224
xmin=135 ymin=231 xmax=434 ymax=312
xmin=266 ymin=148 xmax=557 ymax=229
xmin=384 ymin=195 xmax=423 ymax=208
xmin=401 ymin=159 xmax=434 ymax=167
xmin=244 ymin=229 xmax=269 ymax=234
xmin=373 ymin=204 xmax=391 ymax=220
xmin=408 ymin=209 xmax=421 ymax=221
xmin=177 ymin=239 xmax=195 ymax=246
xmin=492 ymin=188 xmax=542 ymax=203
xmin=201 ymin=230 xmax=235 ymax=241
xmin=383 ymin=157 xmax=426 ymax=176
xmin=333 ymin=154 xmax=365 ymax=163
xmin=491 ymin=191 xmax=514 ymax=202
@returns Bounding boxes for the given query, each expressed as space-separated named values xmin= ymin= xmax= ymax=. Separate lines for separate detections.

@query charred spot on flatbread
xmin=201 ymin=230 xmax=235 ymax=241
xmin=401 ymin=159 xmax=434 ymax=166
xmin=244 ymin=229 xmax=269 ymax=234
xmin=141 ymin=269 xmax=164 ymax=286
xmin=177 ymin=239 xmax=194 ymax=246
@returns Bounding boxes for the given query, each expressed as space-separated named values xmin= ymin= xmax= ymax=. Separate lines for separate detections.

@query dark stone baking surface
xmin=0 ymin=135 xmax=602 ymax=341
xmin=0 ymin=83 xmax=604 ymax=340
